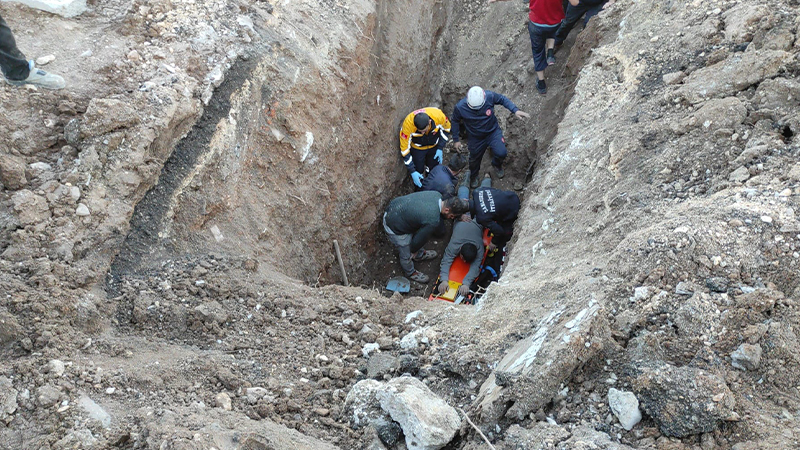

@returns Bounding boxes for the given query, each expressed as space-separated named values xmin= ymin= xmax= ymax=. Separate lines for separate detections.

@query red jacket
xmin=529 ymin=0 xmax=565 ymax=26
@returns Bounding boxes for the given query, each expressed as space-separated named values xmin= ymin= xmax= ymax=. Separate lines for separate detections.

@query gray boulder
xmin=377 ymin=377 xmax=460 ymax=450
xmin=630 ymin=363 xmax=736 ymax=437
xmin=607 ymin=388 xmax=642 ymax=431
xmin=731 ymin=343 xmax=762 ymax=371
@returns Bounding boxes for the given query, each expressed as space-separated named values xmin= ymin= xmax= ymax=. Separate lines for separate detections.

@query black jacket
xmin=471 ymin=187 xmax=519 ymax=244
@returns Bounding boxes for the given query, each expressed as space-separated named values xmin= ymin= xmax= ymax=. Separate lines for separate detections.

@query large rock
xmin=474 ymin=301 xmax=609 ymax=423
xmin=630 ymin=363 xmax=736 ymax=437
xmin=0 ymin=153 xmax=27 ymax=190
xmin=675 ymin=50 xmax=792 ymax=103
xmin=344 ymin=380 xmax=388 ymax=429
xmin=0 ymin=377 xmax=18 ymax=424
xmin=11 ymin=189 xmax=51 ymax=225
xmin=0 ymin=309 xmax=22 ymax=348
xmin=377 ymin=377 xmax=460 ymax=450
xmin=367 ymin=353 xmax=399 ymax=379
xmin=722 ymin=4 xmax=769 ymax=43
xmin=688 ymin=97 xmax=747 ymax=132
xmin=80 ymin=98 xmax=140 ymax=139
xmin=755 ymin=78 xmax=800 ymax=111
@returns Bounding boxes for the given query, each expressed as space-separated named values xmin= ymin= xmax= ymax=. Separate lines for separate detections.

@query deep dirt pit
xmin=5 ymin=0 xmax=800 ymax=449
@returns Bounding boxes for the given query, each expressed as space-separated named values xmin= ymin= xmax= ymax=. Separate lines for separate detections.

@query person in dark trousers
xmin=399 ymin=107 xmax=452 ymax=187
xmin=421 ymin=153 xmax=467 ymax=198
xmin=489 ymin=0 xmax=564 ymax=95
xmin=471 ymin=186 xmax=520 ymax=248
xmin=451 ymin=86 xmax=529 ymax=188
xmin=0 ymin=13 xmax=65 ymax=89
xmin=437 ymin=218 xmax=485 ymax=297
xmin=383 ymin=192 xmax=470 ymax=283
xmin=554 ymin=0 xmax=608 ymax=46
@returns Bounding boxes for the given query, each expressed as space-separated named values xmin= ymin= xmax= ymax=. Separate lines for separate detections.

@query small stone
xmin=215 ymin=392 xmax=232 ymax=410
xmin=35 ymin=55 xmax=56 ymax=66
xmin=105 ymin=387 xmax=116 ymax=395
xmin=729 ymin=219 xmax=744 ymax=227
xmin=675 ymin=281 xmax=694 ymax=295
xmin=46 ymin=360 xmax=66 ymax=377
xmin=126 ymin=50 xmax=141 ymax=62
xmin=731 ymin=343 xmax=762 ymax=371
xmin=608 ymin=388 xmax=642 ymax=431
xmin=377 ymin=337 xmax=393 ymax=350
xmin=760 ymin=216 xmax=773 ymax=224
xmin=80 ymin=49 xmax=92 ymax=57
xmin=362 ymin=343 xmax=380 ymax=358
xmin=404 ymin=310 xmax=423 ymax=323
xmin=729 ymin=166 xmax=750 ymax=183
xmin=75 ymin=203 xmax=90 ymax=216
xmin=314 ymin=408 xmax=330 ymax=416
xmin=706 ymin=277 xmax=729 ymax=293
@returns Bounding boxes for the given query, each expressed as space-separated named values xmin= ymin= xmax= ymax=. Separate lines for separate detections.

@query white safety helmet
xmin=467 ymin=86 xmax=486 ymax=110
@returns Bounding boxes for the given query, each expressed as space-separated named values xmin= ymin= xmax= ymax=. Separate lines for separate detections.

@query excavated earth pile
xmin=1 ymin=0 xmax=800 ymax=449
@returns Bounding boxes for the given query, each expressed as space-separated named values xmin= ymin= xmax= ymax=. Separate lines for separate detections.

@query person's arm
xmin=569 ymin=0 xmax=580 ymax=5
xmin=399 ymin=114 xmax=417 ymax=173
xmin=410 ymin=222 xmax=437 ymax=254
xmin=451 ymin=105 xmax=463 ymax=150
xmin=492 ymin=91 xmax=520 ymax=115
xmin=439 ymin=242 xmax=459 ymax=284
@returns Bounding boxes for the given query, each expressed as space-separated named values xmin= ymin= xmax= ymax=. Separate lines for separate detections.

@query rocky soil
xmin=1 ymin=0 xmax=800 ymax=449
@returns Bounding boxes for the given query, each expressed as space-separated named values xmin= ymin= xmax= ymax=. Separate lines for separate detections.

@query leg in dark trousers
xmin=411 ymin=148 xmax=439 ymax=175
xmin=467 ymin=134 xmax=491 ymax=177
xmin=486 ymin=128 xmax=507 ymax=170
xmin=554 ymin=3 xmax=591 ymax=45
xmin=554 ymin=0 xmax=607 ymax=45
xmin=0 ymin=13 xmax=30 ymax=81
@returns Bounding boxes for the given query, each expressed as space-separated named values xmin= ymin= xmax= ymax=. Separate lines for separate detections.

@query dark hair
xmin=447 ymin=154 xmax=466 ymax=172
xmin=443 ymin=197 xmax=470 ymax=215
xmin=413 ymin=112 xmax=431 ymax=131
xmin=460 ymin=243 xmax=478 ymax=263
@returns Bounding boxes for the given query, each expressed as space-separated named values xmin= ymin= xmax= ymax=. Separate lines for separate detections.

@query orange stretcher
xmin=428 ymin=229 xmax=493 ymax=304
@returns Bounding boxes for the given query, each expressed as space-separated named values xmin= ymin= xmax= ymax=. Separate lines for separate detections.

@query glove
xmin=438 ymin=281 xmax=449 ymax=294
xmin=434 ymin=149 xmax=443 ymax=164
xmin=411 ymin=171 xmax=424 ymax=187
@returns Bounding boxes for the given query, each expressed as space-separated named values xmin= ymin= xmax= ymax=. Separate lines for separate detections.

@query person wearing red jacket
xmin=489 ymin=0 xmax=565 ymax=95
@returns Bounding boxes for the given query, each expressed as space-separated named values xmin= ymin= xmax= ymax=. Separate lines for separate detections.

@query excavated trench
xmin=107 ymin=0 xmax=601 ymax=297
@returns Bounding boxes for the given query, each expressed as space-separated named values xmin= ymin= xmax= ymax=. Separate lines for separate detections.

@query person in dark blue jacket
xmin=554 ymin=0 xmax=608 ymax=47
xmin=470 ymin=186 xmax=520 ymax=247
xmin=452 ymin=86 xmax=530 ymax=188
xmin=421 ymin=153 xmax=467 ymax=198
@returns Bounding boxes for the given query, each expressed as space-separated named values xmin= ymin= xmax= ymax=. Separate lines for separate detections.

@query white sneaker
xmin=7 ymin=61 xmax=65 ymax=90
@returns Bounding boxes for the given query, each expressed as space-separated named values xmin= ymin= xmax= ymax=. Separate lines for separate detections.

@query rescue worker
xmin=383 ymin=192 xmax=470 ymax=283
xmin=451 ymin=86 xmax=530 ymax=188
xmin=421 ymin=153 xmax=467 ymax=198
xmin=471 ymin=186 xmax=520 ymax=248
xmin=399 ymin=107 xmax=452 ymax=187
xmin=554 ymin=0 xmax=609 ymax=47
xmin=489 ymin=0 xmax=565 ymax=95
xmin=437 ymin=218 xmax=485 ymax=297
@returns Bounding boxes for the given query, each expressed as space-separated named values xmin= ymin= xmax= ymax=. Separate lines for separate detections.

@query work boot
xmin=493 ymin=165 xmax=505 ymax=179
xmin=6 ymin=61 xmax=65 ymax=90
xmin=546 ymin=48 xmax=556 ymax=66
xmin=412 ymin=249 xmax=437 ymax=261
xmin=536 ymin=79 xmax=547 ymax=95
xmin=470 ymin=175 xmax=480 ymax=189
xmin=408 ymin=271 xmax=429 ymax=283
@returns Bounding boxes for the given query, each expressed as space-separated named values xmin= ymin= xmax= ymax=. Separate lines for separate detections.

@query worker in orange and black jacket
xmin=399 ymin=107 xmax=452 ymax=187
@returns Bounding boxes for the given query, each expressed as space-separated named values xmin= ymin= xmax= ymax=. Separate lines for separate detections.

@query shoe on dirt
xmin=536 ymin=79 xmax=547 ymax=95
xmin=493 ymin=166 xmax=505 ymax=179
xmin=546 ymin=48 xmax=556 ymax=66
xmin=412 ymin=249 xmax=437 ymax=261
xmin=409 ymin=271 xmax=430 ymax=283
xmin=6 ymin=62 xmax=65 ymax=90
xmin=470 ymin=176 xmax=480 ymax=189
